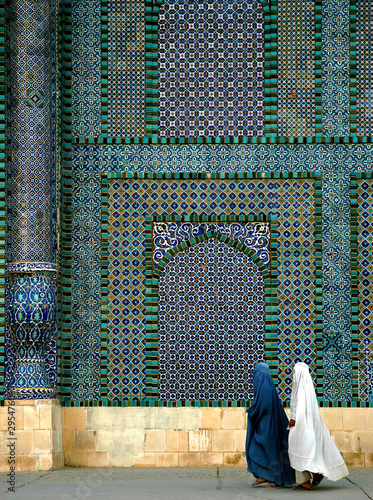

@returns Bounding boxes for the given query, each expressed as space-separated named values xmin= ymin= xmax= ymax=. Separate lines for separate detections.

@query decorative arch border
xmin=145 ymin=223 xmax=279 ymax=403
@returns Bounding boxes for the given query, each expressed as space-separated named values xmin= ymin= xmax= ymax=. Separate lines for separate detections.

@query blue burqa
xmin=246 ymin=363 xmax=295 ymax=486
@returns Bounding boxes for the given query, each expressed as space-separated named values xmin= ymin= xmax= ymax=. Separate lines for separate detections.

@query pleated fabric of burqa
xmin=246 ymin=363 xmax=295 ymax=486
xmin=288 ymin=362 xmax=349 ymax=482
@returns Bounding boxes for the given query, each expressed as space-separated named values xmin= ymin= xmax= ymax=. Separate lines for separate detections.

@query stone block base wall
xmin=0 ymin=400 xmax=63 ymax=471
xmin=0 ymin=404 xmax=372 ymax=471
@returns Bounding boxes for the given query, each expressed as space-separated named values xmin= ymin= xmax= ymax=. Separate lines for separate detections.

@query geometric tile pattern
xmin=7 ymin=272 xmax=57 ymax=399
xmin=152 ymin=221 xmax=270 ymax=268
xmin=70 ymin=0 xmax=362 ymax=143
xmin=8 ymin=0 xmax=54 ymax=263
xmin=158 ymin=0 xmax=264 ymax=138
xmin=144 ymin=216 xmax=277 ymax=401
xmin=353 ymin=178 xmax=373 ymax=401
xmin=55 ymin=0 xmax=373 ymax=409
xmin=71 ymin=0 xmax=274 ymax=143
xmin=322 ymin=167 xmax=351 ymax=401
xmin=72 ymin=0 xmax=101 ymax=138
xmin=62 ymin=144 xmax=373 ymax=404
xmin=277 ymin=0 xmax=315 ymax=137
xmin=322 ymin=0 xmax=350 ymax=136
xmin=70 ymin=169 xmax=102 ymax=400
xmin=26 ymin=89 xmax=44 ymax=109
xmin=144 ymin=214 xmax=278 ymax=401
xmin=157 ymin=238 xmax=266 ymax=401
xmin=62 ymin=143 xmax=370 ymax=404
xmin=356 ymin=0 xmax=373 ymax=137
xmin=103 ymin=174 xmax=317 ymax=401
xmin=107 ymin=0 xmax=146 ymax=138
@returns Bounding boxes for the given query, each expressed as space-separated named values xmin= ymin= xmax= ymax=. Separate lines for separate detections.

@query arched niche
xmin=147 ymin=231 xmax=276 ymax=402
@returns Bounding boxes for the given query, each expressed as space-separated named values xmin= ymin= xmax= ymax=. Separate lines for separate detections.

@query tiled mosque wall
xmin=54 ymin=0 xmax=373 ymax=407
xmin=61 ymin=144 xmax=373 ymax=406
xmin=3 ymin=0 xmax=373 ymax=472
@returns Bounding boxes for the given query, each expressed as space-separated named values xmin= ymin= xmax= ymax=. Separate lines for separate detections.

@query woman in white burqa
xmin=288 ymin=362 xmax=348 ymax=489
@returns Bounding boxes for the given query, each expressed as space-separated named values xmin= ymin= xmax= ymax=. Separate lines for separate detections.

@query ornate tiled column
xmin=7 ymin=0 xmax=56 ymax=399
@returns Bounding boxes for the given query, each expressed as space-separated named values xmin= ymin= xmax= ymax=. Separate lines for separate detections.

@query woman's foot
xmin=293 ymin=481 xmax=314 ymax=490
xmin=312 ymin=474 xmax=323 ymax=487
xmin=252 ymin=478 xmax=269 ymax=487
xmin=265 ymin=482 xmax=278 ymax=488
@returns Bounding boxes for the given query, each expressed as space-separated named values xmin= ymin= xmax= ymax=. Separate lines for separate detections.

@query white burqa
xmin=288 ymin=362 xmax=349 ymax=482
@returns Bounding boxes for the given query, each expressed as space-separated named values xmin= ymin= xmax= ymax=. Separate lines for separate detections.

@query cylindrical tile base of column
xmin=7 ymin=271 xmax=56 ymax=399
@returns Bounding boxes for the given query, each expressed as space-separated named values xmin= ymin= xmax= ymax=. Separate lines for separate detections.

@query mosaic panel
xmin=356 ymin=0 xmax=373 ymax=137
xmin=8 ymin=0 xmax=54 ymax=263
xmin=107 ymin=0 xmax=146 ymax=138
xmin=158 ymin=0 xmax=264 ymax=138
xmin=143 ymin=216 xmax=278 ymax=399
xmin=58 ymin=0 xmax=370 ymax=405
xmin=70 ymin=169 xmax=102 ymax=400
xmin=104 ymin=174 xmax=317 ymax=401
xmin=322 ymin=166 xmax=351 ymax=401
xmin=322 ymin=0 xmax=350 ymax=136
xmin=157 ymin=238 xmax=266 ymax=401
xmin=277 ymin=0 xmax=315 ymax=137
xmin=7 ymin=272 xmax=57 ymax=399
xmin=64 ymin=143 xmax=361 ymax=404
xmin=354 ymin=179 xmax=373 ymax=401
xmin=153 ymin=221 xmax=270 ymax=268
xmin=72 ymin=0 xmax=101 ymax=138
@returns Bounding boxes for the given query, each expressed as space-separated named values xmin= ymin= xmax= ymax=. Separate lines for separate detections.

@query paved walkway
xmin=0 ymin=467 xmax=372 ymax=500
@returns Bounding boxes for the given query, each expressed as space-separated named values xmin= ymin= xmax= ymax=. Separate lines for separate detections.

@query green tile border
xmin=98 ymin=170 xmax=324 ymax=405
xmin=72 ymin=135 xmax=373 ymax=146
xmin=350 ymin=0 xmax=357 ymax=136
xmin=51 ymin=398 xmax=371 ymax=408
xmin=144 ymin=216 xmax=278 ymax=400
xmin=56 ymin=0 xmax=63 ymax=394
xmin=145 ymin=0 xmax=158 ymax=139
xmin=350 ymin=172 xmax=371 ymax=402
xmin=106 ymin=170 xmax=319 ymax=181
xmin=59 ymin=0 xmax=74 ymax=400
xmin=101 ymin=175 xmax=109 ymax=399
xmin=0 ymin=0 xmax=6 ymax=400
xmin=314 ymin=173 xmax=323 ymax=398
xmin=266 ymin=0 xmax=277 ymax=137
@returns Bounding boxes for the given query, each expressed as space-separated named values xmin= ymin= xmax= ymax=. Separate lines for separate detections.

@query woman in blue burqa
xmin=246 ymin=363 xmax=295 ymax=488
